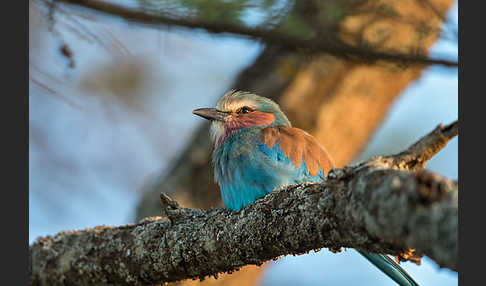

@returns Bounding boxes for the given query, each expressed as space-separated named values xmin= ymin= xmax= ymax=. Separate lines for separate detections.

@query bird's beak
xmin=192 ymin=108 xmax=229 ymax=122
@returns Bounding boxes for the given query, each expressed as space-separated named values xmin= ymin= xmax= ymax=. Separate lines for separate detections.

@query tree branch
xmin=29 ymin=120 xmax=458 ymax=286
xmin=381 ymin=121 xmax=458 ymax=170
xmin=51 ymin=0 xmax=458 ymax=67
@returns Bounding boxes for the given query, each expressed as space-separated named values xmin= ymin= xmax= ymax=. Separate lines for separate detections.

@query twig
xmin=379 ymin=121 xmax=458 ymax=170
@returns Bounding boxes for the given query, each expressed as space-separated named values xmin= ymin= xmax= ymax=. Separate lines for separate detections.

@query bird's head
xmin=193 ymin=90 xmax=291 ymax=148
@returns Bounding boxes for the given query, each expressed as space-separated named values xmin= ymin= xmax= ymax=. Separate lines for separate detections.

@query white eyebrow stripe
xmin=217 ymin=98 xmax=258 ymax=112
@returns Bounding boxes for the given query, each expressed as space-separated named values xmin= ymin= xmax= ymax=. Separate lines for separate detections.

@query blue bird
xmin=193 ymin=90 xmax=419 ymax=286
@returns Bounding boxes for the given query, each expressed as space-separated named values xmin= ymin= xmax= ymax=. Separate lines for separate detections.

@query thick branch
xmin=52 ymin=0 xmax=458 ymax=67
xmin=29 ymin=121 xmax=458 ymax=286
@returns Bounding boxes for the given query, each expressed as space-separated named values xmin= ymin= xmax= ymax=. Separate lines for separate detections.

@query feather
xmin=260 ymin=126 xmax=334 ymax=176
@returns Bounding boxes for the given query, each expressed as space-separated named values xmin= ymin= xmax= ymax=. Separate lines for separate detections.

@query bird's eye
xmin=237 ymin=107 xmax=251 ymax=114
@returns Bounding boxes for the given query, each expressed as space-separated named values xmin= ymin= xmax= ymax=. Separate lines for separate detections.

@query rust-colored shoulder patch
xmin=261 ymin=126 xmax=334 ymax=176
xmin=261 ymin=126 xmax=279 ymax=149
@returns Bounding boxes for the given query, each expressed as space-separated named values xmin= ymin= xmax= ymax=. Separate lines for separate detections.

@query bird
xmin=193 ymin=90 xmax=419 ymax=286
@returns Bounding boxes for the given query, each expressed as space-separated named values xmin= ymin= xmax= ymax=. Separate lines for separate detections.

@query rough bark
xmin=29 ymin=121 xmax=458 ymax=286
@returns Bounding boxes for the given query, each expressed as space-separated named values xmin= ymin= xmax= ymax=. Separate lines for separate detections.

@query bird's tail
xmin=357 ymin=250 xmax=419 ymax=286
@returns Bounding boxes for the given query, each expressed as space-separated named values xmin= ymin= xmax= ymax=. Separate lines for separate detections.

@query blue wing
xmin=213 ymin=127 xmax=333 ymax=211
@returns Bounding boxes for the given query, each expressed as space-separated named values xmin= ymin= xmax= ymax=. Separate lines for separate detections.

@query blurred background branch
xmin=52 ymin=0 xmax=457 ymax=66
